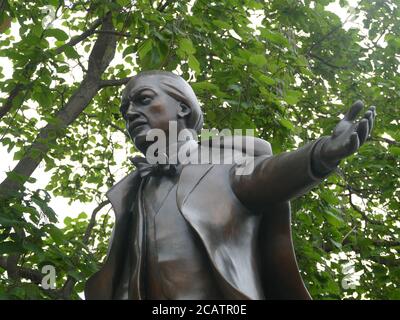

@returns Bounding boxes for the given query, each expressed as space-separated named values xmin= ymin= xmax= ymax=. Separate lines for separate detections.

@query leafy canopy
xmin=0 ymin=0 xmax=399 ymax=299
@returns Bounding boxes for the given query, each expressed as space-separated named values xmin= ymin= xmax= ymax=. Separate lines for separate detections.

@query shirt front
xmin=140 ymin=171 xmax=224 ymax=299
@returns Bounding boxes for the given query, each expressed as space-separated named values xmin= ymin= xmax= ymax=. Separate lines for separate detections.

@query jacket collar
xmin=106 ymin=135 xmax=273 ymax=221
xmin=106 ymin=170 xmax=141 ymax=222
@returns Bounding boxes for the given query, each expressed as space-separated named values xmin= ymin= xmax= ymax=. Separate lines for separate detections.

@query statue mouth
xmin=128 ymin=119 xmax=149 ymax=136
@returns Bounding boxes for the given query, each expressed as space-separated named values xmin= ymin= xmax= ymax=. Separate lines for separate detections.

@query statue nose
xmin=126 ymin=107 xmax=143 ymax=121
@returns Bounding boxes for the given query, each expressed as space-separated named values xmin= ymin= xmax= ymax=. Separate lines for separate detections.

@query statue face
xmin=122 ymin=75 xmax=186 ymax=153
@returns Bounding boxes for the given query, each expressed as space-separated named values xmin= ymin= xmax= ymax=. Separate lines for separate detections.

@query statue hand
xmin=320 ymin=100 xmax=376 ymax=167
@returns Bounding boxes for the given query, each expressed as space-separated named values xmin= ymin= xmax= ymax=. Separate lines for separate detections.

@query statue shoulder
xmin=201 ymin=135 xmax=272 ymax=157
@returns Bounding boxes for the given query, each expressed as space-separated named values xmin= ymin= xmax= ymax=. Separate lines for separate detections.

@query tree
xmin=0 ymin=0 xmax=398 ymax=299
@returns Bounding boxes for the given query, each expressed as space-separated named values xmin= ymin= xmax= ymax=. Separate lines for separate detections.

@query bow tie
xmin=130 ymin=156 xmax=179 ymax=178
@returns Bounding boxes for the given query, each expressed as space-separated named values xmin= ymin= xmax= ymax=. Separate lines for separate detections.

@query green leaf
xmin=258 ymin=74 xmax=276 ymax=86
xmin=31 ymin=24 xmax=43 ymax=37
xmin=389 ymin=146 xmax=400 ymax=156
xmin=63 ymin=46 xmax=80 ymax=59
xmin=13 ymin=149 xmax=25 ymax=161
xmin=67 ymin=270 xmax=83 ymax=281
xmin=249 ymin=54 xmax=267 ymax=67
xmin=0 ymin=215 xmax=24 ymax=227
xmin=31 ymin=195 xmax=58 ymax=223
xmin=64 ymin=216 xmax=72 ymax=225
xmin=5 ymin=171 xmax=27 ymax=185
xmin=325 ymin=209 xmax=344 ymax=227
xmin=261 ymin=29 xmax=289 ymax=47
xmin=284 ymin=90 xmax=302 ymax=105
xmin=23 ymin=242 xmax=43 ymax=254
xmin=138 ymin=39 xmax=153 ymax=61
xmin=46 ymin=225 xmax=66 ymax=244
xmin=0 ymin=241 xmax=24 ymax=254
xmin=45 ymin=28 xmax=69 ymax=41
xmin=78 ymin=212 xmax=87 ymax=219
xmin=212 ymin=20 xmax=231 ymax=29
xmin=123 ymin=45 xmax=135 ymax=58
xmin=192 ymin=81 xmax=220 ymax=92
xmin=330 ymin=238 xmax=342 ymax=249
xmin=279 ymin=118 xmax=294 ymax=130
xmin=320 ymin=191 xmax=339 ymax=205
xmin=178 ymin=38 xmax=196 ymax=57
xmin=57 ymin=65 xmax=70 ymax=73
xmin=188 ymin=55 xmax=200 ymax=74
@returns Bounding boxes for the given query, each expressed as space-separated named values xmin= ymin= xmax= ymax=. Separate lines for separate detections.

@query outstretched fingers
xmin=351 ymin=104 xmax=376 ymax=149
xmin=345 ymin=100 xmax=364 ymax=121
xmin=348 ymin=132 xmax=360 ymax=155
xmin=356 ymin=118 xmax=369 ymax=146
xmin=366 ymin=106 xmax=376 ymax=136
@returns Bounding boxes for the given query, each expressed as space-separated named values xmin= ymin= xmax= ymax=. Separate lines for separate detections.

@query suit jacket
xmin=85 ymin=137 xmax=329 ymax=300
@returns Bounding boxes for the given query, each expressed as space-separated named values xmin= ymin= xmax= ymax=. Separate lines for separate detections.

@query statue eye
xmin=130 ymin=89 xmax=155 ymax=106
xmin=139 ymin=96 xmax=152 ymax=105
xmin=132 ymin=93 xmax=153 ymax=106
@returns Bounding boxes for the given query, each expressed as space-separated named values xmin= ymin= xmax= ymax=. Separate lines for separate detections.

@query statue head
xmin=120 ymin=70 xmax=203 ymax=153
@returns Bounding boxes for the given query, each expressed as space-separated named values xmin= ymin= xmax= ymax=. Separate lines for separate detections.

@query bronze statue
xmin=84 ymin=70 xmax=376 ymax=300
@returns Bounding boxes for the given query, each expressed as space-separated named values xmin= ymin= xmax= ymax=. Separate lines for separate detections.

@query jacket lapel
xmin=85 ymin=170 xmax=142 ymax=299
xmin=106 ymin=171 xmax=141 ymax=221
xmin=176 ymin=162 xmax=310 ymax=300
xmin=176 ymin=163 xmax=260 ymax=299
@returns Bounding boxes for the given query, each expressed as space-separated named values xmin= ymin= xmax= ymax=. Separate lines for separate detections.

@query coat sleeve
xmin=230 ymin=137 xmax=335 ymax=209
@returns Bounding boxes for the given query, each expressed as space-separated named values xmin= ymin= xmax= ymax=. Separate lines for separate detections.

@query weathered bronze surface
xmin=85 ymin=71 xmax=376 ymax=300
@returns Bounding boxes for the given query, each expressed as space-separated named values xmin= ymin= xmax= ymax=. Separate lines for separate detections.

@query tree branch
xmin=371 ymin=239 xmax=400 ymax=247
xmin=320 ymin=243 xmax=399 ymax=268
xmin=307 ymin=14 xmax=352 ymax=55
xmin=108 ymin=122 xmax=130 ymax=138
xmin=99 ymin=77 xmax=131 ymax=88
xmin=157 ymin=0 xmax=174 ymax=12
xmin=93 ymin=30 xmax=131 ymax=38
xmin=83 ymin=200 xmax=110 ymax=244
xmin=61 ymin=200 xmax=110 ymax=299
xmin=1 ymin=200 xmax=112 ymax=299
xmin=0 ymin=13 xmax=117 ymax=198
xmin=307 ymin=52 xmax=349 ymax=70
xmin=0 ymin=83 xmax=24 ymax=120
xmin=54 ymin=17 xmax=103 ymax=55
xmin=372 ymin=137 xmax=400 ymax=147
xmin=0 ymin=256 xmax=43 ymax=284
xmin=371 ymin=256 xmax=398 ymax=267
xmin=0 ymin=18 xmax=103 ymax=121
xmin=85 ymin=113 xmax=130 ymax=138
xmin=347 ymin=190 xmax=384 ymax=225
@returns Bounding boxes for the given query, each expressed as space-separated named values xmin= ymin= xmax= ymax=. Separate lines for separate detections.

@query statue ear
xmin=177 ymin=102 xmax=191 ymax=119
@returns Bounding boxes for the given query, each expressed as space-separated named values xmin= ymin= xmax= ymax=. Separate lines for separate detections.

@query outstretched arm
xmin=231 ymin=101 xmax=376 ymax=210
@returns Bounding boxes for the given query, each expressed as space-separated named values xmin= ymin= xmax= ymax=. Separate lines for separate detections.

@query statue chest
xmin=136 ymin=175 xmax=223 ymax=299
